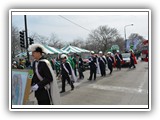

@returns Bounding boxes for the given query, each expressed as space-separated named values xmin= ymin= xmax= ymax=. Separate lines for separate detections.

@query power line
xmin=59 ymin=15 xmax=91 ymax=32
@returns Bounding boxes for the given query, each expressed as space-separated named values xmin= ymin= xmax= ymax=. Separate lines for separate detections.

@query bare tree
xmin=114 ymin=37 xmax=125 ymax=52
xmin=47 ymin=33 xmax=62 ymax=48
xmin=128 ymin=33 xmax=145 ymax=51
xmin=86 ymin=25 xmax=122 ymax=53
xmin=69 ymin=37 xmax=85 ymax=48
xmin=11 ymin=26 xmax=21 ymax=59
xmin=30 ymin=33 xmax=48 ymax=45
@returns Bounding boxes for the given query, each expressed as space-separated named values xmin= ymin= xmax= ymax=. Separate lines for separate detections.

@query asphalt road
xmin=28 ymin=61 xmax=149 ymax=106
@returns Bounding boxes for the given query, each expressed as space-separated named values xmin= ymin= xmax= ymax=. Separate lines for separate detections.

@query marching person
xmin=106 ymin=52 xmax=114 ymax=75
xmin=60 ymin=54 xmax=74 ymax=93
xmin=28 ymin=44 xmax=61 ymax=105
xmin=129 ymin=49 xmax=137 ymax=69
xmin=115 ymin=50 xmax=123 ymax=70
xmin=67 ymin=54 xmax=77 ymax=77
xmin=76 ymin=54 xmax=84 ymax=80
xmin=88 ymin=51 xmax=97 ymax=81
xmin=98 ymin=51 xmax=107 ymax=76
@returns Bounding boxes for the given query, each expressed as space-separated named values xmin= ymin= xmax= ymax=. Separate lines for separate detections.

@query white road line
xmin=89 ymin=84 xmax=148 ymax=94
xmin=138 ymin=71 xmax=148 ymax=93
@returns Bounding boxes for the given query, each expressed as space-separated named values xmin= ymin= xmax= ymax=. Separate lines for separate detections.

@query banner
xmin=133 ymin=37 xmax=140 ymax=50
xmin=125 ymin=39 xmax=131 ymax=51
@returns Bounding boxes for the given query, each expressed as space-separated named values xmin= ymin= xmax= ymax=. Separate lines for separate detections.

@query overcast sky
xmin=11 ymin=10 xmax=149 ymax=42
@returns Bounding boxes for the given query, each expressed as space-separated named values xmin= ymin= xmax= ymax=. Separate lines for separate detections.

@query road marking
xmin=138 ymin=71 xmax=148 ymax=94
xmin=89 ymin=84 xmax=148 ymax=94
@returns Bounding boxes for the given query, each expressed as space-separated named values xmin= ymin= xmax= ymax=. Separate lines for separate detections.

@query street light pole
xmin=24 ymin=15 xmax=30 ymax=61
xmin=124 ymin=24 xmax=133 ymax=51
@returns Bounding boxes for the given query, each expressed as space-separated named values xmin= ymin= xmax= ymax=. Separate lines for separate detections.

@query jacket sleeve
xmin=37 ymin=62 xmax=53 ymax=88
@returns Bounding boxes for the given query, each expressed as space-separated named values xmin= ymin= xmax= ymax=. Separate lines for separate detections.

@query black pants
xmin=61 ymin=75 xmax=74 ymax=91
xmin=78 ymin=67 xmax=84 ymax=79
xmin=116 ymin=61 xmax=121 ymax=70
xmin=38 ymin=99 xmax=50 ymax=105
xmin=37 ymin=93 xmax=51 ymax=105
xmin=89 ymin=68 xmax=96 ymax=80
xmin=35 ymin=88 xmax=51 ymax=105
xmin=108 ymin=65 xmax=113 ymax=74
xmin=100 ymin=65 xmax=106 ymax=76
xmin=129 ymin=59 xmax=136 ymax=68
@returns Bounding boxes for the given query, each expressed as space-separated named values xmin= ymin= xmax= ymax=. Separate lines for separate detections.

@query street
xmin=28 ymin=60 xmax=149 ymax=105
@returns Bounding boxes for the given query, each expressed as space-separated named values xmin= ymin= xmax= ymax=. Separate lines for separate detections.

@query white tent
xmin=44 ymin=45 xmax=69 ymax=54
xmin=61 ymin=45 xmax=90 ymax=53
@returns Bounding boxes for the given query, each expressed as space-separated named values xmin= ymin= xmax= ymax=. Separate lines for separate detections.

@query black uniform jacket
xmin=107 ymin=56 xmax=114 ymax=67
xmin=89 ymin=56 xmax=97 ymax=69
xmin=98 ymin=56 xmax=107 ymax=66
xmin=61 ymin=62 xmax=72 ymax=76
xmin=32 ymin=57 xmax=53 ymax=100
xmin=78 ymin=57 xmax=83 ymax=68
xmin=115 ymin=53 xmax=123 ymax=62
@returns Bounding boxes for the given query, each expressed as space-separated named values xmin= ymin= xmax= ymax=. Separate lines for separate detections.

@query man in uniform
xmin=88 ymin=51 xmax=97 ymax=81
xmin=106 ymin=52 xmax=114 ymax=75
xmin=98 ymin=51 xmax=107 ymax=76
xmin=129 ymin=49 xmax=136 ymax=69
xmin=28 ymin=44 xmax=60 ymax=105
xmin=60 ymin=54 xmax=74 ymax=93
xmin=76 ymin=54 xmax=84 ymax=80
xmin=115 ymin=50 xmax=123 ymax=70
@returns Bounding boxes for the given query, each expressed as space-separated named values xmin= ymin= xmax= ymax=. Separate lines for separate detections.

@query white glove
xmin=31 ymin=84 xmax=39 ymax=91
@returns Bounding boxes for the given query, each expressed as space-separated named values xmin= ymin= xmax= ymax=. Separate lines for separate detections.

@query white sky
xmin=11 ymin=10 xmax=149 ymax=42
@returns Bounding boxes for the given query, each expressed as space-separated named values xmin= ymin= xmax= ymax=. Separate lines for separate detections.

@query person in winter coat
xmin=106 ymin=52 xmax=114 ymax=75
xmin=115 ymin=50 xmax=123 ymax=70
xmin=129 ymin=49 xmax=137 ymax=69
xmin=28 ymin=44 xmax=61 ymax=105
xmin=98 ymin=51 xmax=107 ymax=76
xmin=88 ymin=51 xmax=97 ymax=80
xmin=60 ymin=54 xmax=74 ymax=93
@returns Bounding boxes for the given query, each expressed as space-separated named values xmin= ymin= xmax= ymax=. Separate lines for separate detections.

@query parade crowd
xmin=12 ymin=44 xmax=137 ymax=105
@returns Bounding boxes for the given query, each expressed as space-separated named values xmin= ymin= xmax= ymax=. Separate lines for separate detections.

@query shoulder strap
xmin=109 ymin=57 xmax=112 ymax=62
xmin=35 ymin=61 xmax=43 ymax=81
xmin=100 ymin=57 xmax=105 ymax=64
xmin=63 ymin=63 xmax=69 ymax=74
xmin=117 ymin=54 xmax=122 ymax=61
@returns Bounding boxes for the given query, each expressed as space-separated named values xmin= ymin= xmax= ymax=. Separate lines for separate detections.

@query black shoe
xmin=71 ymin=86 xmax=74 ymax=91
xmin=60 ymin=91 xmax=65 ymax=93
xmin=88 ymin=79 xmax=91 ymax=81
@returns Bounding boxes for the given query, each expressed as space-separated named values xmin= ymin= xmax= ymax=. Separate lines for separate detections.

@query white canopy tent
xmin=61 ymin=45 xmax=90 ymax=53
xmin=44 ymin=45 xmax=68 ymax=54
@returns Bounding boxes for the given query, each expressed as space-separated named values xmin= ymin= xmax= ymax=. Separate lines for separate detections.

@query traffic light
xmin=29 ymin=38 xmax=34 ymax=45
xmin=19 ymin=31 xmax=25 ymax=48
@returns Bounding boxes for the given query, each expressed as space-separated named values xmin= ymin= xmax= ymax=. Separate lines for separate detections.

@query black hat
xmin=28 ymin=44 xmax=47 ymax=53
xmin=34 ymin=47 xmax=43 ymax=53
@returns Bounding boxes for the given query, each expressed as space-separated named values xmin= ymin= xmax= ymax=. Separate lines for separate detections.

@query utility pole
xmin=124 ymin=24 xmax=134 ymax=51
xmin=24 ymin=15 xmax=30 ymax=61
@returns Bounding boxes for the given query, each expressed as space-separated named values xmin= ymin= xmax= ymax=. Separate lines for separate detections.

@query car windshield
xmin=83 ymin=56 xmax=90 ymax=59
xmin=122 ymin=53 xmax=130 ymax=58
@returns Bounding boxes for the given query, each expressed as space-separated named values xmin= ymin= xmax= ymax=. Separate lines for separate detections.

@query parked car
xmin=82 ymin=56 xmax=90 ymax=69
xmin=121 ymin=53 xmax=130 ymax=67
